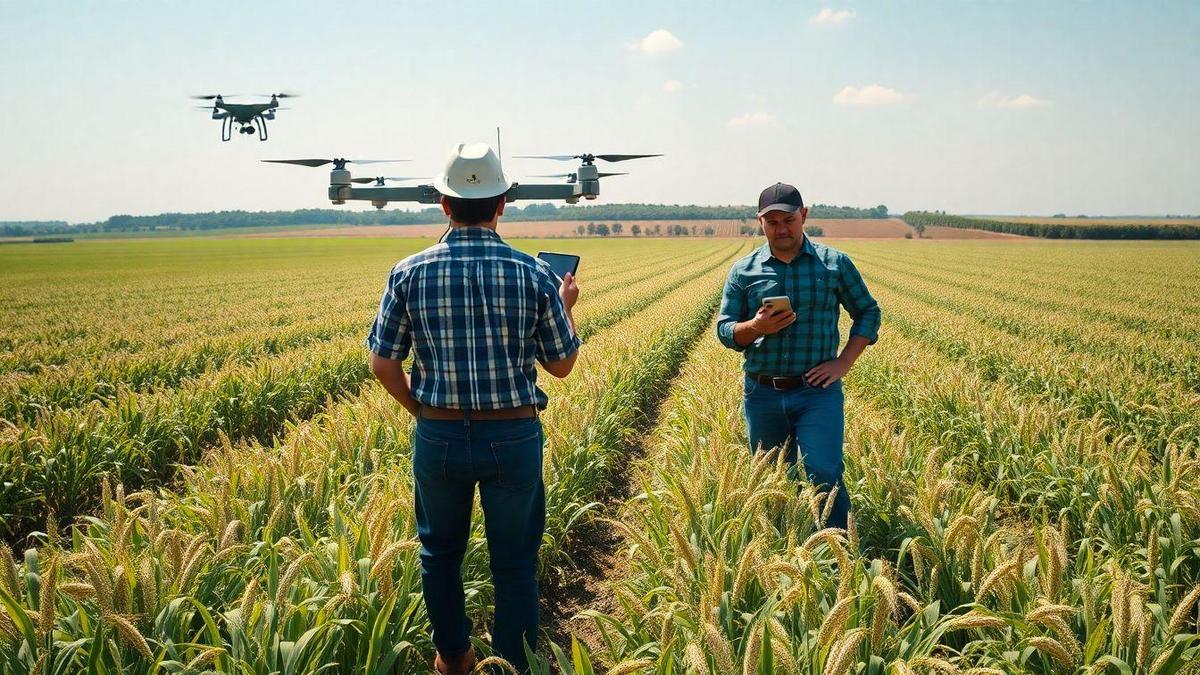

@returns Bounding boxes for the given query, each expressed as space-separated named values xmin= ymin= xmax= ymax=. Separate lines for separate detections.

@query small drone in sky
xmin=192 ymin=93 xmax=296 ymax=141
xmin=262 ymin=151 xmax=662 ymax=208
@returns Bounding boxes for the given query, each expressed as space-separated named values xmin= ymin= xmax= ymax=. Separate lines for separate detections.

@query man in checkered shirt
xmin=368 ymin=144 xmax=580 ymax=674
xmin=717 ymin=182 xmax=880 ymax=533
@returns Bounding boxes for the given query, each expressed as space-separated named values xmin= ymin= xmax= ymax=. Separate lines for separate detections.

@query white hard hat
xmin=433 ymin=142 xmax=512 ymax=199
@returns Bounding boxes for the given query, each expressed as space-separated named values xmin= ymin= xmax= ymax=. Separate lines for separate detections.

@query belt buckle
xmin=771 ymin=376 xmax=789 ymax=391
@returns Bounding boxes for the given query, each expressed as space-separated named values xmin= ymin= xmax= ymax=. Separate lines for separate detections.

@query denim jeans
xmin=412 ymin=415 xmax=545 ymax=672
xmin=743 ymin=374 xmax=850 ymax=529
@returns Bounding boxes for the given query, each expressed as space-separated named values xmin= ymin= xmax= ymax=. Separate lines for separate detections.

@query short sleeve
xmin=366 ymin=267 xmax=413 ymax=360
xmin=534 ymin=268 xmax=581 ymax=363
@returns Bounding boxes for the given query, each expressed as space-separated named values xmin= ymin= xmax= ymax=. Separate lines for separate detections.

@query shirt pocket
xmin=745 ymin=278 xmax=784 ymax=314
xmin=810 ymin=267 xmax=840 ymax=311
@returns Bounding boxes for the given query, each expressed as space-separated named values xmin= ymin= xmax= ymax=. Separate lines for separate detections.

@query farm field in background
xmin=234 ymin=217 xmax=1010 ymax=240
xmin=0 ymin=236 xmax=1198 ymax=672
xmin=972 ymin=216 xmax=1200 ymax=226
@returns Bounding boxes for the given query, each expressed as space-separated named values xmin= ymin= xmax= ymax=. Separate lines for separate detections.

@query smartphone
xmin=762 ymin=295 xmax=792 ymax=314
xmin=537 ymin=251 xmax=580 ymax=282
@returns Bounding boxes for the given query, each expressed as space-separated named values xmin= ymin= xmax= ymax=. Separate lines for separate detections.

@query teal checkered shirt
xmin=716 ymin=237 xmax=880 ymax=375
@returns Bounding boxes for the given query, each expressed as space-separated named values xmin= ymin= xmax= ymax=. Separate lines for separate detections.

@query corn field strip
xmin=845 ymin=246 xmax=1200 ymax=341
xmin=0 ymin=242 xmax=738 ymax=545
xmin=0 ymin=242 xmax=733 ymax=424
xmin=0 ymin=243 xmax=747 ymax=674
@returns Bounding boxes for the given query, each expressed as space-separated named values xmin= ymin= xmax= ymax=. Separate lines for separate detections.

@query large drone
xmin=262 ymin=152 xmax=662 ymax=207
xmin=193 ymin=93 xmax=296 ymax=141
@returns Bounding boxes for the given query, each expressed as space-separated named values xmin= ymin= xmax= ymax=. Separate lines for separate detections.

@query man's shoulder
xmin=809 ymin=239 xmax=851 ymax=265
xmin=729 ymin=246 xmax=765 ymax=274
xmin=388 ymin=240 xmax=552 ymax=284
xmin=389 ymin=243 xmax=450 ymax=277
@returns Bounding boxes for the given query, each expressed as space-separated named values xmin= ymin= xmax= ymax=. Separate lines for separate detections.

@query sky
xmin=1 ymin=1 xmax=1197 ymax=223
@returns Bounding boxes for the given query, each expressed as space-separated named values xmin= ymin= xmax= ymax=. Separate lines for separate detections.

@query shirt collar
xmin=757 ymin=235 xmax=815 ymax=263
xmin=446 ymin=226 xmax=503 ymax=243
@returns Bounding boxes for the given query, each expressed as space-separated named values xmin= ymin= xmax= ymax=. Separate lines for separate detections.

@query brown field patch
xmin=970 ymin=216 xmax=1200 ymax=226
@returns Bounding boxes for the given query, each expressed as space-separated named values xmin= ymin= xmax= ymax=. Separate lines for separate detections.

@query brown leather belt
xmin=419 ymin=404 xmax=538 ymax=420
xmin=749 ymin=373 xmax=812 ymax=391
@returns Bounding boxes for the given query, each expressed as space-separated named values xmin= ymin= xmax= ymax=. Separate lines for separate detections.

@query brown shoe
xmin=434 ymin=646 xmax=477 ymax=675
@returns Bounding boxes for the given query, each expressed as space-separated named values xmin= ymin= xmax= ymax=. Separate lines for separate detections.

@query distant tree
xmin=703 ymin=226 xmax=715 ymax=236
xmin=630 ymin=224 xmax=641 ymax=236
xmin=611 ymin=223 xmax=623 ymax=234
xmin=804 ymin=225 xmax=824 ymax=237
xmin=1052 ymin=213 xmax=1066 ymax=218
xmin=653 ymin=224 xmax=662 ymax=235
xmin=911 ymin=221 xmax=926 ymax=237
xmin=690 ymin=225 xmax=698 ymax=236
xmin=595 ymin=223 xmax=610 ymax=236
xmin=586 ymin=222 xmax=596 ymax=235
xmin=1075 ymin=214 xmax=1089 ymax=219
xmin=576 ymin=225 xmax=585 ymax=236
xmin=904 ymin=232 xmax=913 ymax=239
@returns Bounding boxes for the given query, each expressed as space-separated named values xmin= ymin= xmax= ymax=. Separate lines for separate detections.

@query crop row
xmin=571 ymin=316 xmax=1200 ymax=673
xmin=0 ymin=246 xmax=744 ymax=672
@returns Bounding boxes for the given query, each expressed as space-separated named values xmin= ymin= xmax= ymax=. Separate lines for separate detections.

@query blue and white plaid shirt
xmin=367 ymin=226 xmax=581 ymax=410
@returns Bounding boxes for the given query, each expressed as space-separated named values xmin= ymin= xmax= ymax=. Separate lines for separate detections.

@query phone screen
xmin=537 ymin=252 xmax=580 ymax=281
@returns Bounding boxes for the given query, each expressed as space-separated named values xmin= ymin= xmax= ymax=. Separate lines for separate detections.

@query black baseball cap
xmin=757 ymin=182 xmax=804 ymax=217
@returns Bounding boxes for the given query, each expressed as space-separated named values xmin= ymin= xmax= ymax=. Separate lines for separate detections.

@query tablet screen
xmin=537 ymin=252 xmax=580 ymax=281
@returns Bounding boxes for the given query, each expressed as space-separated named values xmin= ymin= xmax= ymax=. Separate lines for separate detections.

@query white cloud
xmin=978 ymin=91 xmax=1051 ymax=108
xmin=833 ymin=84 xmax=910 ymax=106
xmin=809 ymin=8 xmax=856 ymax=25
xmin=727 ymin=111 xmax=777 ymax=128
xmin=662 ymin=79 xmax=683 ymax=93
xmin=629 ymin=29 xmax=683 ymax=54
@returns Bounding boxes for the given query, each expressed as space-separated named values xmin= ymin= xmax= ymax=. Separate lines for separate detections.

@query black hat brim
xmin=756 ymin=202 xmax=803 ymax=217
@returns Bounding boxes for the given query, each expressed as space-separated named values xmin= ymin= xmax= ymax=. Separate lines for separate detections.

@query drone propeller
xmin=261 ymin=158 xmax=410 ymax=168
xmin=190 ymin=94 xmax=232 ymax=100
xmin=256 ymin=92 xmax=299 ymax=99
xmin=350 ymin=176 xmax=430 ymax=184
xmin=531 ymin=172 xmax=627 ymax=179
xmin=514 ymin=153 xmax=662 ymax=164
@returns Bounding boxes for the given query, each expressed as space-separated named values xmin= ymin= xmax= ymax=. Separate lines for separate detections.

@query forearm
xmin=732 ymin=320 xmax=763 ymax=348
xmin=838 ymin=335 xmax=871 ymax=365
xmin=371 ymin=358 xmax=420 ymax=416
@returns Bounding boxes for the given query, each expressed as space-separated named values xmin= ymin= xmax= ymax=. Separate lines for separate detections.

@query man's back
xmin=368 ymin=226 xmax=577 ymax=410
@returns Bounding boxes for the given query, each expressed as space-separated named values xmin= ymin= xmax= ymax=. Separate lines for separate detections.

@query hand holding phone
xmin=752 ymin=295 xmax=796 ymax=335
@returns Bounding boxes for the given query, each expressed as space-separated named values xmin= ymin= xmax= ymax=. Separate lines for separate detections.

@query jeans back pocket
xmin=489 ymin=428 xmax=543 ymax=490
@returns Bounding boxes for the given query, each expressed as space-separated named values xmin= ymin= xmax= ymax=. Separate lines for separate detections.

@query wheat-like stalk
xmin=607 ymin=658 xmax=654 ymax=675
xmin=825 ymin=627 xmax=866 ymax=675
xmin=816 ymin=594 xmax=857 ymax=648
xmin=1028 ymin=636 xmax=1075 ymax=669
xmin=105 ymin=611 xmax=153 ymax=659
xmin=1167 ymin=585 xmax=1200 ymax=634
xmin=702 ymin=623 xmax=736 ymax=674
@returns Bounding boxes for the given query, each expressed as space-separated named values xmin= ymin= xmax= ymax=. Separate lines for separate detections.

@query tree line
xmin=1 ymin=203 xmax=889 ymax=237
xmin=902 ymin=211 xmax=1200 ymax=240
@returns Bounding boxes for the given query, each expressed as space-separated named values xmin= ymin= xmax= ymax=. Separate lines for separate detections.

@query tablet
xmin=537 ymin=251 xmax=580 ymax=281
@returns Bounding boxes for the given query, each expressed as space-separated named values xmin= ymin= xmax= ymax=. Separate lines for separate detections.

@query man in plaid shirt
xmin=368 ymin=143 xmax=580 ymax=674
xmin=717 ymin=182 xmax=880 ymax=531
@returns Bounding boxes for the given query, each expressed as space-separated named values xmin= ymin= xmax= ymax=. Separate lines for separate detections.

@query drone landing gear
xmin=255 ymin=115 xmax=268 ymax=141
xmin=221 ymin=116 xmax=233 ymax=142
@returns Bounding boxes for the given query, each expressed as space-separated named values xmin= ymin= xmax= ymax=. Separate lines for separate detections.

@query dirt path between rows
xmin=538 ymin=314 xmax=715 ymax=661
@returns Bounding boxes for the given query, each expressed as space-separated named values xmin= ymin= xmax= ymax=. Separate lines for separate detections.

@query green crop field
xmin=0 ymin=236 xmax=1198 ymax=673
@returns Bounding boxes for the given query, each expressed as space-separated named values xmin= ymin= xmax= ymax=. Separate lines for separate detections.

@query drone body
xmin=262 ymin=153 xmax=662 ymax=208
xmin=193 ymin=93 xmax=295 ymax=141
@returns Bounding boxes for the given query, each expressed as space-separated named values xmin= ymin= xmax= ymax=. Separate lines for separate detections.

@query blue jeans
xmin=412 ymin=415 xmax=545 ymax=672
xmin=743 ymin=374 xmax=850 ymax=529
